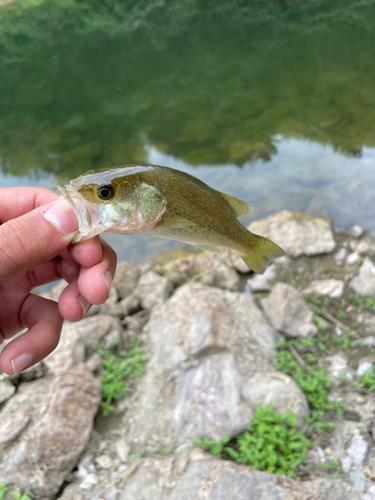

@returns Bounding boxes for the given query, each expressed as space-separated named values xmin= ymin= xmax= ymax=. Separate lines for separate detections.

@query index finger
xmin=0 ymin=187 xmax=59 ymax=223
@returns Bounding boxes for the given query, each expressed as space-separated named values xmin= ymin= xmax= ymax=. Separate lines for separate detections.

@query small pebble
xmin=348 ymin=469 xmax=366 ymax=492
xmin=95 ymin=454 xmax=115 ymax=469
xmin=341 ymin=456 xmax=352 ymax=473
xmin=348 ymin=225 xmax=364 ymax=238
xmin=347 ymin=252 xmax=360 ymax=265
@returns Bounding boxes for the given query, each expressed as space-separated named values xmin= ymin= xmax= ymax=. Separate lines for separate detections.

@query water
xmin=1 ymin=0 xmax=375 ymax=263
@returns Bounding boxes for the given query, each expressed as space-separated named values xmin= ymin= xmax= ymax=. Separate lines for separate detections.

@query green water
xmin=1 ymin=0 xmax=375 ymax=263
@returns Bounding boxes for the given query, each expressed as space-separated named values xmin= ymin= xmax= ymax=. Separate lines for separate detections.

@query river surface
xmin=1 ymin=0 xmax=375 ymax=263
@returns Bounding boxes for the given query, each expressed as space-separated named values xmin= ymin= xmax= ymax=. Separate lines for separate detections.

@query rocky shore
xmin=1 ymin=210 xmax=375 ymax=500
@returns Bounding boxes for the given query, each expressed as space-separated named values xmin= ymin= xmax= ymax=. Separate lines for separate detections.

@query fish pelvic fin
xmin=216 ymin=191 xmax=253 ymax=217
xmin=241 ymin=235 xmax=285 ymax=274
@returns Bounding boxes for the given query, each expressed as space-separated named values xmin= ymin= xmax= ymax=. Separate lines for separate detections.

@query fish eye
xmin=97 ymin=184 xmax=115 ymax=201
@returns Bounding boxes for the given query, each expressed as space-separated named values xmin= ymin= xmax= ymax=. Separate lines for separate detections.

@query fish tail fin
xmin=241 ymin=235 xmax=285 ymax=274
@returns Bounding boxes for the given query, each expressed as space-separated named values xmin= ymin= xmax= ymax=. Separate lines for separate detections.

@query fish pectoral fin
xmin=216 ymin=191 xmax=253 ymax=217
xmin=195 ymin=244 xmax=222 ymax=255
xmin=158 ymin=216 xmax=197 ymax=228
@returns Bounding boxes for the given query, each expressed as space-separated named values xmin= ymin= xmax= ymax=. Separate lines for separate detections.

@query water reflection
xmin=0 ymin=0 xmax=375 ymax=262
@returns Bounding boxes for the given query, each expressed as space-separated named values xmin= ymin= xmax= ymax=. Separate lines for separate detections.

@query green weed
xmin=94 ymin=339 xmax=147 ymax=416
xmin=333 ymin=330 xmax=355 ymax=351
xmin=12 ymin=492 xmax=32 ymax=500
xmin=0 ymin=483 xmax=9 ymax=500
xmin=275 ymin=338 xmax=346 ymax=435
xmin=357 ymin=366 xmax=375 ymax=392
xmin=194 ymin=404 xmax=311 ymax=477
xmin=349 ymin=292 xmax=375 ymax=314
xmin=320 ymin=457 xmax=341 ymax=479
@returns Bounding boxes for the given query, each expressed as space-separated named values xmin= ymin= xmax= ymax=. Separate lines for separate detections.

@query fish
xmin=57 ymin=164 xmax=284 ymax=273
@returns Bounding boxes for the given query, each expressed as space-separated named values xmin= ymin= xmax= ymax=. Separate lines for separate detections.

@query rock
xmin=44 ymin=316 xmax=122 ymax=374
xmin=79 ymin=473 xmax=99 ymax=489
xmin=356 ymin=362 xmax=373 ymax=376
xmin=350 ymin=258 xmax=375 ymax=296
xmin=326 ymin=354 xmax=352 ymax=381
xmin=122 ymin=283 xmax=279 ymax=451
xmin=346 ymin=433 xmax=371 ymax=466
xmin=348 ymin=469 xmax=366 ymax=492
xmin=0 ymin=364 xmax=101 ymax=498
xmin=341 ymin=456 xmax=352 ymax=473
xmin=348 ymin=225 xmax=364 ymax=238
xmin=303 ymin=279 xmax=344 ymax=299
xmin=347 ymin=252 xmax=361 ymax=265
xmin=85 ymin=353 xmax=102 ymax=373
xmin=0 ymin=379 xmax=15 ymax=404
xmin=95 ymin=455 xmax=115 ymax=469
xmin=43 ymin=321 xmax=85 ymax=374
xmin=246 ymin=264 xmax=277 ymax=292
xmin=112 ymin=261 xmax=140 ymax=299
xmin=355 ymin=235 xmax=375 ymax=257
xmin=352 ymin=336 xmax=375 ymax=348
xmin=335 ymin=247 xmax=348 ymax=263
xmin=222 ymin=249 xmax=251 ymax=274
xmin=248 ymin=211 xmax=336 ymax=258
xmin=260 ymin=283 xmax=318 ymax=338
xmin=356 ymin=313 xmax=375 ymax=334
xmin=118 ymin=450 xmax=358 ymax=500
xmin=162 ymin=253 xmax=241 ymax=291
xmin=116 ymin=439 xmax=131 ymax=463
xmin=241 ymin=372 xmax=309 ymax=430
xmin=135 ymin=271 xmax=173 ymax=309
xmin=111 ymin=294 xmax=140 ymax=316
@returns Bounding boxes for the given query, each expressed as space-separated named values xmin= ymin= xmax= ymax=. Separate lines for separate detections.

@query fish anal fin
xmin=195 ymin=244 xmax=222 ymax=255
xmin=216 ymin=191 xmax=253 ymax=217
xmin=158 ymin=216 xmax=197 ymax=229
xmin=241 ymin=235 xmax=285 ymax=274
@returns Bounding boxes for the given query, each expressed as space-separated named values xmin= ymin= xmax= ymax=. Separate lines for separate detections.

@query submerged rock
xmin=260 ymin=283 xmax=318 ymax=338
xmin=248 ymin=210 xmax=336 ymax=258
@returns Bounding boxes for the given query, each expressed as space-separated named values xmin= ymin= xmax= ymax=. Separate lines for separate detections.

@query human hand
xmin=0 ymin=187 xmax=117 ymax=375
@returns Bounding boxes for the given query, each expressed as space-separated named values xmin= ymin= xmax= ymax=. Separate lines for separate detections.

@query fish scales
xmin=57 ymin=164 xmax=284 ymax=273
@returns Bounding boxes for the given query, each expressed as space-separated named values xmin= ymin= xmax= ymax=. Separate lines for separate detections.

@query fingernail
xmin=102 ymin=271 xmax=112 ymax=292
xmin=42 ymin=199 xmax=78 ymax=236
xmin=78 ymin=295 xmax=91 ymax=316
xmin=11 ymin=353 xmax=32 ymax=375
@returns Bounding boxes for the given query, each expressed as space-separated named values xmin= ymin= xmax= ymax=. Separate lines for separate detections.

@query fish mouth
xmin=57 ymin=184 xmax=97 ymax=243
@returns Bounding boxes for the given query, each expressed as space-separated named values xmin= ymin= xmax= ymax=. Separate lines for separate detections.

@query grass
xmin=194 ymin=404 xmax=311 ymax=478
xmin=93 ymin=338 xmax=147 ymax=416
xmin=357 ymin=366 xmax=375 ymax=392
xmin=320 ymin=457 xmax=341 ymax=479
xmin=349 ymin=292 xmax=375 ymax=314
xmin=0 ymin=484 xmax=32 ymax=500
xmin=275 ymin=337 xmax=346 ymax=435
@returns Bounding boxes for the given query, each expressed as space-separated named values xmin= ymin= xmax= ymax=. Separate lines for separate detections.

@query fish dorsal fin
xmin=158 ymin=216 xmax=197 ymax=228
xmin=216 ymin=191 xmax=253 ymax=217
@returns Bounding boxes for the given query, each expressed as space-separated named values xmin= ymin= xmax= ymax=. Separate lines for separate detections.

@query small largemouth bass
xmin=57 ymin=165 xmax=284 ymax=273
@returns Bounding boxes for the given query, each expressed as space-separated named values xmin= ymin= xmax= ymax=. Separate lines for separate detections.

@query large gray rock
xmin=121 ymin=283 xmax=306 ymax=452
xmin=0 ymin=364 xmax=101 ymax=498
xmin=350 ymin=257 xmax=375 ymax=296
xmin=248 ymin=211 xmax=336 ymax=258
xmin=161 ymin=254 xmax=241 ymax=291
xmin=260 ymin=283 xmax=318 ymax=338
xmin=118 ymin=450 xmax=359 ymax=500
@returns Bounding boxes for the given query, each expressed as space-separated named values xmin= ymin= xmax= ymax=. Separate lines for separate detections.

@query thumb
xmin=0 ymin=199 xmax=79 ymax=284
